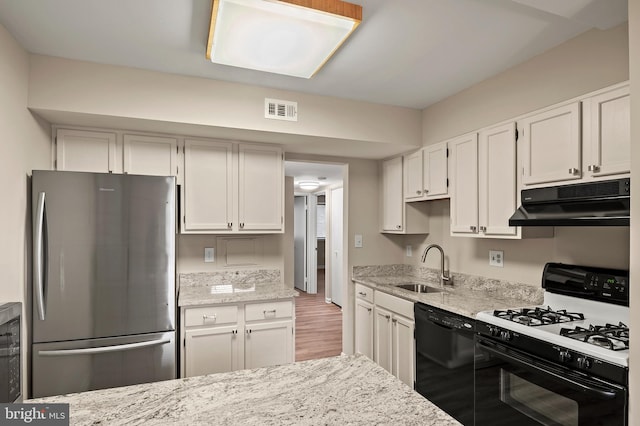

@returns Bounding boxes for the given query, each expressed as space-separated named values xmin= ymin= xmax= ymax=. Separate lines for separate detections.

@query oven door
xmin=475 ymin=336 xmax=627 ymax=426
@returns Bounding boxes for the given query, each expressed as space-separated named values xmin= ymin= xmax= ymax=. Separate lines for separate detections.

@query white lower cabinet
xmin=184 ymin=325 xmax=241 ymax=377
xmin=180 ymin=299 xmax=294 ymax=377
xmin=355 ymin=284 xmax=374 ymax=359
xmin=245 ymin=320 xmax=294 ymax=369
xmin=355 ymin=285 xmax=414 ymax=388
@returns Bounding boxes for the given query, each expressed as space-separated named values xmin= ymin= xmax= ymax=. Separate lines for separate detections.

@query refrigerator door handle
xmin=38 ymin=338 xmax=172 ymax=357
xmin=34 ymin=191 xmax=47 ymax=321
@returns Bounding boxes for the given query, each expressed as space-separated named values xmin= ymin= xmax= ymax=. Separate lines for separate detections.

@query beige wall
xmin=0 ymin=24 xmax=51 ymax=396
xmin=412 ymin=23 xmax=630 ymax=286
xmin=27 ymin=55 xmax=422 ymax=158
xmin=628 ymin=1 xmax=639 ymax=424
xmin=422 ymin=23 xmax=629 ymax=146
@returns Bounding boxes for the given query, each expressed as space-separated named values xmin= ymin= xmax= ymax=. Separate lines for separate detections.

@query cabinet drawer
xmin=184 ymin=305 xmax=238 ymax=327
xmin=375 ymin=291 xmax=414 ymax=320
xmin=245 ymin=300 xmax=292 ymax=321
xmin=355 ymin=284 xmax=374 ymax=303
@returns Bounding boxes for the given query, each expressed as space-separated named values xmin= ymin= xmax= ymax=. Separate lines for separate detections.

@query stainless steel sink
xmin=396 ymin=283 xmax=443 ymax=293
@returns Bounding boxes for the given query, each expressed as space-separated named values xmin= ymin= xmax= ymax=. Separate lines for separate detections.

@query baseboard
xmin=325 ymin=297 xmax=332 ymax=304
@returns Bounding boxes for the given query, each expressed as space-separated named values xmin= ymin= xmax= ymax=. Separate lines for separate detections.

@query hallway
xmin=295 ymin=270 xmax=343 ymax=361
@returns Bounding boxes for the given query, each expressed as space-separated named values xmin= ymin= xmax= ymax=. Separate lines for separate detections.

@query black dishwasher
xmin=415 ymin=302 xmax=475 ymax=426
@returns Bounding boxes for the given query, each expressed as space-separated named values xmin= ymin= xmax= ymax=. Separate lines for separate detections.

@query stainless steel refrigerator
xmin=31 ymin=170 xmax=176 ymax=398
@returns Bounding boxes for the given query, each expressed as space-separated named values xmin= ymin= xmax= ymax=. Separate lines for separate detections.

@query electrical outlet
xmin=204 ymin=247 xmax=215 ymax=263
xmin=489 ymin=250 xmax=503 ymax=267
xmin=355 ymin=234 xmax=363 ymax=248
xmin=406 ymin=245 xmax=412 ymax=257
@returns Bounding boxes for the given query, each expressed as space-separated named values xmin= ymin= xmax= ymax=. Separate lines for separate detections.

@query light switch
xmin=406 ymin=245 xmax=412 ymax=257
xmin=204 ymin=247 xmax=215 ymax=263
xmin=354 ymin=234 xmax=363 ymax=248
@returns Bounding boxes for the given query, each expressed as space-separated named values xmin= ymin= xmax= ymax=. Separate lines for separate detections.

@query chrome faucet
xmin=421 ymin=244 xmax=451 ymax=287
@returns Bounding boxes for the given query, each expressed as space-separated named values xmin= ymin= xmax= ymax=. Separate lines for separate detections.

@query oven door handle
xmin=477 ymin=339 xmax=620 ymax=400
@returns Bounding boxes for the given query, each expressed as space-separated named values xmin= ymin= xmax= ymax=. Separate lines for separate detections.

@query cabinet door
xmin=245 ymin=320 xmax=293 ymax=369
xmin=56 ymin=129 xmax=118 ymax=173
xmin=123 ymin=134 xmax=178 ymax=176
xmin=479 ymin=123 xmax=517 ymax=236
xmin=586 ymin=86 xmax=630 ymax=177
xmin=520 ymin=102 xmax=581 ymax=186
xmin=238 ymin=144 xmax=284 ymax=231
xmin=184 ymin=325 xmax=240 ymax=377
xmin=183 ymin=139 xmax=233 ymax=232
xmin=424 ymin=142 xmax=448 ymax=199
xmin=374 ymin=306 xmax=393 ymax=373
xmin=403 ymin=151 xmax=424 ymax=201
xmin=381 ymin=157 xmax=404 ymax=232
xmin=355 ymin=299 xmax=374 ymax=360
xmin=450 ymin=133 xmax=479 ymax=235
xmin=392 ymin=315 xmax=415 ymax=388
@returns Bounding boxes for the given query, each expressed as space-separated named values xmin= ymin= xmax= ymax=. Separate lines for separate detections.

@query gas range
xmin=476 ymin=263 xmax=629 ymax=378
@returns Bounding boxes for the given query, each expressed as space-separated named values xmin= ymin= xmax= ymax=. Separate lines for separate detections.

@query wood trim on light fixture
xmin=206 ymin=0 xmax=363 ymax=62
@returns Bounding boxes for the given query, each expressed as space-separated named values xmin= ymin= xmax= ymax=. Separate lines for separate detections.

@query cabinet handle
xmin=588 ymin=165 xmax=601 ymax=173
xmin=263 ymin=309 xmax=277 ymax=316
xmin=366 ymin=307 xmax=372 ymax=312
xmin=424 ymin=189 xmax=429 ymax=194
xmin=568 ymin=168 xmax=580 ymax=175
xmin=240 ymin=223 xmax=245 ymax=229
xmin=416 ymin=190 xmax=422 ymax=195
xmin=358 ymin=291 xmax=367 ymax=297
xmin=470 ymin=226 xmax=477 ymax=232
xmin=392 ymin=319 xmax=397 ymax=324
xmin=246 ymin=329 xmax=251 ymax=334
xmin=385 ymin=314 xmax=391 ymax=320
xmin=480 ymin=226 xmax=486 ymax=232
xmin=202 ymin=314 xmax=217 ymax=321
xmin=396 ymin=225 xmax=402 ymax=230
xmin=227 ymin=222 xmax=232 ymax=229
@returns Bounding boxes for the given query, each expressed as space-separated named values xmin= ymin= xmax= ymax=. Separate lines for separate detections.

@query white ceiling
xmin=0 ymin=0 xmax=628 ymax=110
xmin=285 ymin=161 xmax=344 ymax=192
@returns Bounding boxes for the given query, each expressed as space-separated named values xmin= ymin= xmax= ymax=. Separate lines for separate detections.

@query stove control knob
xmin=489 ymin=326 xmax=500 ymax=337
xmin=499 ymin=330 xmax=512 ymax=341
xmin=577 ymin=356 xmax=592 ymax=369
xmin=559 ymin=350 xmax=572 ymax=363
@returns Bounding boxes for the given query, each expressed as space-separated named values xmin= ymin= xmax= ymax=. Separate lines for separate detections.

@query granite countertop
xmin=178 ymin=269 xmax=298 ymax=307
xmin=30 ymin=354 xmax=460 ymax=426
xmin=353 ymin=265 xmax=543 ymax=318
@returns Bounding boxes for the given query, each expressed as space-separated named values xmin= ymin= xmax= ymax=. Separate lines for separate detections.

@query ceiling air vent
xmin=265 ymin=98 xmax=298 ymax=122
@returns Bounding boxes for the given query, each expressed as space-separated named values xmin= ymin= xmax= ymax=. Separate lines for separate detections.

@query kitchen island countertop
xmin=30 ymin=354 xmax=460 ymax=425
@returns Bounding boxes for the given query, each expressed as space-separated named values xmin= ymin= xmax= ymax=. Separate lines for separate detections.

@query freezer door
xmin=31 ymin=331 xmax=176 ymax=398
xmin=32 ymin=171 xmax=176 ymax=343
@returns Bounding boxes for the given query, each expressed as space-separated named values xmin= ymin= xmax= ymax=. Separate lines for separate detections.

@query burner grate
xmin=493 ymin=306 xmax=584 ymax=326
xmin=560 ymin=322 xmax=629 ymax=351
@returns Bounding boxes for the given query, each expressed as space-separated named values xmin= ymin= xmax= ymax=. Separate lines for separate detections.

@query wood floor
xmin=295 ymin=270 xmax=343 ymax=362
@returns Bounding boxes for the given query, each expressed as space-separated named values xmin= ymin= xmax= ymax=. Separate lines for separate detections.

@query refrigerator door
xmin=32 ymin=171 xmax=176 ymax=343
xmin=31 ymin=331 xmax=176 ymax=398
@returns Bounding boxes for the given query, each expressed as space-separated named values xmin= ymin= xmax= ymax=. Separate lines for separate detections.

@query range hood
xmin=508 ymin=178 xmax=630 ymax=227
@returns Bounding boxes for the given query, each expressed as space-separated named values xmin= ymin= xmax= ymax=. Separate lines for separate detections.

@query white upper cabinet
xmin=238 ymin=144 xmax=284 ymax=231
xmin=182 ymin=140 xmax=283 ymax=234
xmin=449 ymin=132 xmax=479 ymax=235
xmin=583 ymin=84 xmax=630 ymax=178
xmin=183 ymin=139 xmax=234 ymax=232
xmin=403 ymin=142 xmax=449 ymax=202
xmin=123 ymin=134 xmax=178 ymax=176
xmin=381 ymin=156 xmax=430 ymax=234
xmin=519 ymin=102 xmax=581 ymax=186
xmin=403 ymin=151 xmax=424 ymax=201
xmin=381 ymin=157 xmax=404 ymax=232
xmin=56 ymin=128 xmax=118 ymax=173
xmin=478 ymin=123 xmax=517 ymax=237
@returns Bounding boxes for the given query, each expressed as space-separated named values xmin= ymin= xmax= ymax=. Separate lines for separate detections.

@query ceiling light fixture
xmin=298 ymin=181 xmax=320 ymax=190
xmin=206 ymin=0 xmax=362 ymax=79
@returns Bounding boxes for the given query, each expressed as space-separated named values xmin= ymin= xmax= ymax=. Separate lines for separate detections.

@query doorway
xmin=285 ymin=161 xmax=345 ymax=361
